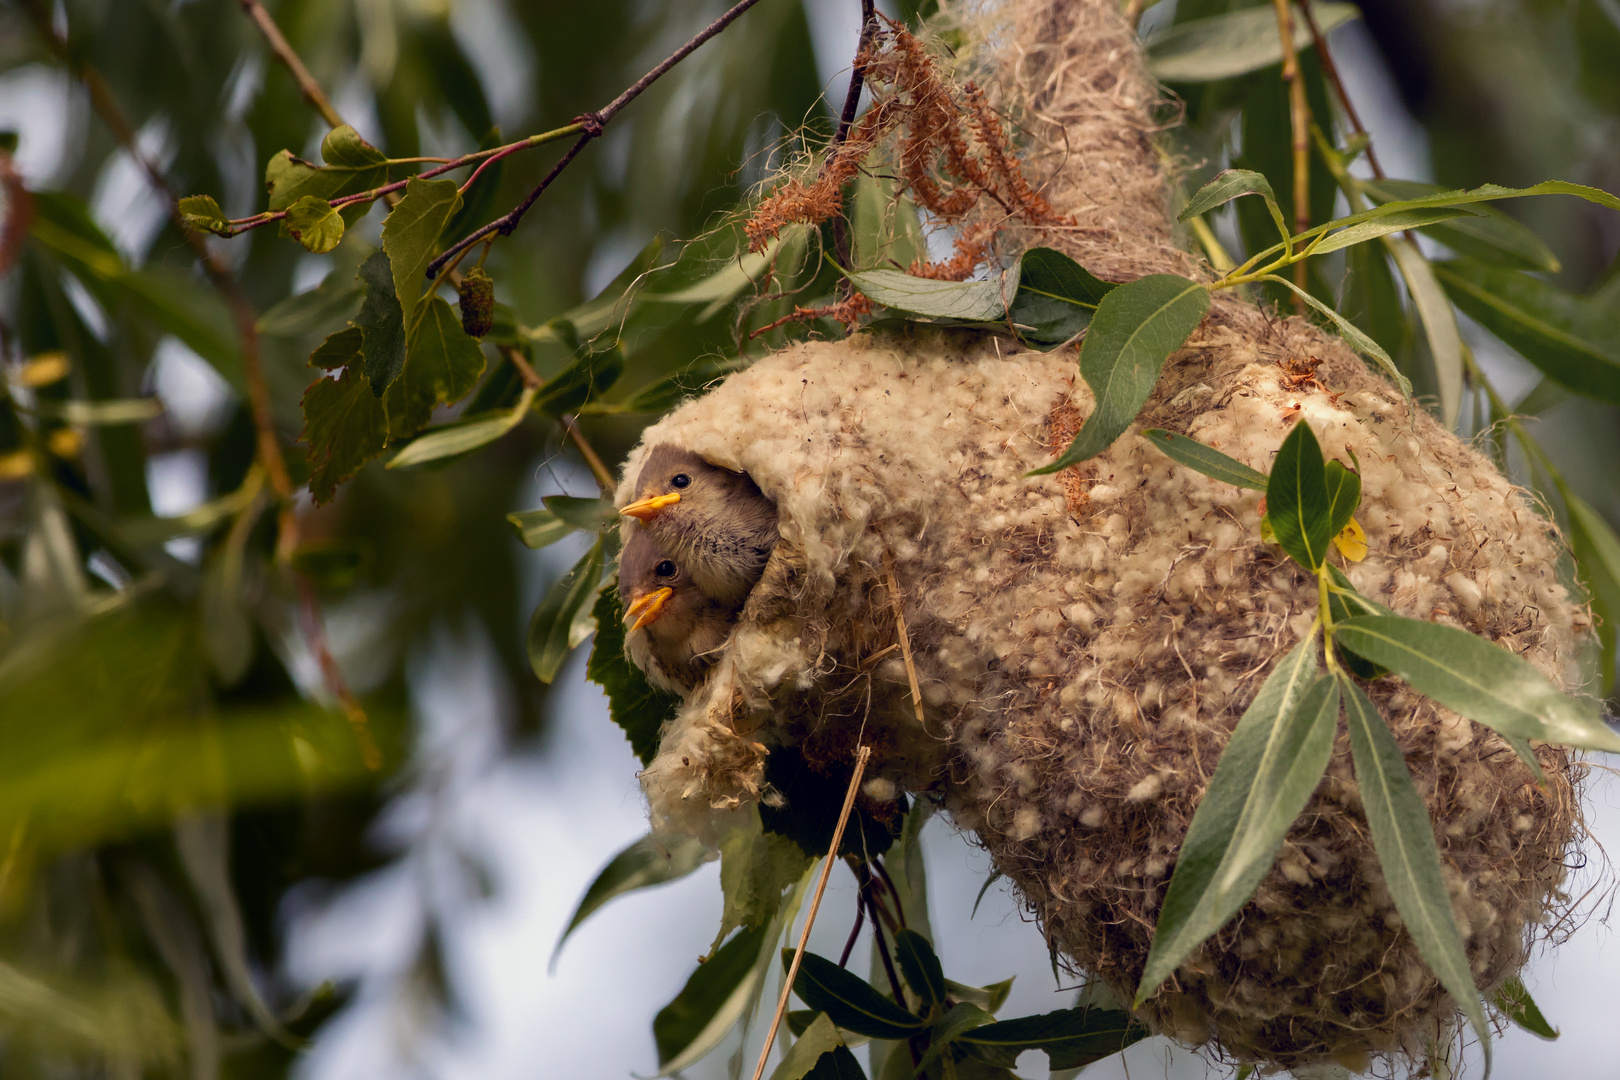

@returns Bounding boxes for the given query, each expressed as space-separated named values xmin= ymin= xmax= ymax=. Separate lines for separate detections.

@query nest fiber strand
xmin=617 ymin=0 xmax=1584 ymax=1069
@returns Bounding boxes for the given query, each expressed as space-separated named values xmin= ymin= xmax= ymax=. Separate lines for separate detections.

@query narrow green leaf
xmin=535 ymin=345 xmax=624 ymax=417
xmin=585 ymin=586 xmax=682 ymax=765
xmin=958 ymin=1006 xmax=1149 ymax=1071
xmin=1333 ymin=615 xmax=1620 ymax=752
xmin=527 ymin=541 xmax=605 ymax=684
xmin=1325 ymin=565 xmax=1392 ymax=680
xmin=769 ymin=1012 xmax=847 ymax=1080
xmin=1434 ymin=259 xmax=1620 ymax=405
xmin=656 ymin=926 xmax=770 ymax=1066
xmin=970 ymin=870 xmax=1003 ymax=919
xmin=507 ymin=508 xmax=575 ymax=550
xmin=1142 ymin=428 xmax=1268 ymax=491
xmin=353 ymin=250 xmax=407 ymax=396
xmin=299 ymin=363 xmax=389 ymax=504
xmin=1007 ymin=247 xmax=1116 ymax=346
xmin=843 ymin=265 xmax=1019 ymax=323
xmin=1339 ymin=674 xmax=1491 ymax=1069
xmin=381 ymin=176 xmax=463 ymax=313
xmin=284 ymin=196 xmax=345 ymax=255
xmin=1179 ymin=169 xmax=1289 ymax=244
xmin=787 ymin=950 xmax=927 ymax=1040
xmin=1267 ymin=420 xmax=1333 ymax=571
xmin=944 ymin=977 xmax=1013 ymax=1015
xmin=1493 ymin=976 xmax=1558 ymax=1041
xmin=1362 ymin=179 xmax=1560 ymax=272
xmin=1323 ymin=460 xmax=1361 ymax=538
xmin=384 ymin=296 xmax=487 ymax=439
xmin=1145 ymin=2 xmax=1361 ymax=82
xmin=1137 ymin=642 xmax=1337 ymax=1004
xmin=178 ymin=194 xmax=230 ymax=236
xmin=1566 ymin=493 xmax=1620 ymax=692
xmin=543 ymin=494 xmax=618 ymax=532
xmin=386 ymin=407 xmax=523 ymax=468
xmin=1384 ymin=236 xmax=1464 ymax=428
xmin=1032 ymin=275 xmax=1210 ymax=473
xmin=552 ymin=832 xmax=708 ymax=967
xmin=894 ymin=930 xmax=946 ymax=1006
xmin=1307 ymin=207 xmax=1482 ymax=256
xmin=914 ymin=1002 xmax=996 ymax=1074
xmin=883 ymin=801 xmax=934 ymax=944
xmin=611 ymin=357 xmax=736 ymax=415
xmin=1258 ymin=274 xmax=1412 ymax=399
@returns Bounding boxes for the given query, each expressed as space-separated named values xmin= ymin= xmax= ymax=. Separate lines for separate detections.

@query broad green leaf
xmin=585 ymin=586 xmax=682 ymax=765
xmin=1384 ymin=236 xmax=1464 ymax=428
xmin=1362 ymin=179 xmax=1560 ymax=273
xmin=1566 ymin=493 xmax=1620 ymax=691
xmin=803 ymin=1046 xmax=865 ymax=1079
xmin=381 ymin=177 xmax=463 ymax=314
xmin=958 ymin=1006 xmax=1149 ymax=1071
xmin=1145 ymin=2 xmax=1361 ymax=82
xmin=1179 ymin=169 xmax=1288 ymax=245
xmin=711 ymin=812 xmax=812 ymax=954
xmin=535 ymin=346 xmax=624 ymax=416
xmin=1137 ymin=642 xmax=1337 ymax=1004
xmin=265 ymin=125 xmax=388 ymax=214
xmin=769 ymin=1012 xmax=847 ymax=1080
xmin=320 ymin=125 xmax=389 ymax=170
xmin=1267 ymin=421 xmax=1332 ymax=571
xmin=300 ymin=363 xmax=388 ymax=504
xmin=1007 ymin=247 xmax=1116 ymax=346
xmin=1323 ymin=460 xmax=1361 ymax=539
xmin=178 ymin=194 xmax=230 ymax=236
xmin=894 ymin=929 xmax=946 ymax=1007
xmin=1032 ymin=274 xmax=1210 ymax=473
xmin=1434 ymin=259 xmax=1620 ymax=405
xmin=944 ymin=977 xmax=1013 ymax=1015
xmin=1325 ymin=565 xmax=1392 ymax=680
xmin=843 ymin=265 xmax=1018 ymax=323
xmin=1307 ymin=207 xmax=1482 ymax=256
xmin=385 ymin=406 xmax=524 ymax=469
xmin=507 ymin=508 xmax=575 ymax=550
xmin=551 ymin=832 xmax=708 ymax=966
xmin=527 ymin=541 xmax=605 ymax=684
xmin=914 ymin=1002 xmax=996 ymax=1074
xmin=309 ymin=326 xmax=364 ymax=369
xmin=354 ymin=250 xmax=407 ymax=396
xmin=1333 ymin=615 xmax=1620 ymax=751
xmin=384 ymin=297 xmax=487 ymax=439
xmin=786 ymin=950 xmax=926 ymax=1040
xmin=1258 ymin=274 xmax=1411 ymax=399
xmin=544 ymin=495 xmax=618 ymax=532
xmin=1493 ymin=975 xmax=1557 ymax=1040
xmin=284 ymin=196 xmax=345 ymax=255
xmin=1339 ymin=675 xmax=1491 ymax=1068
xmin=1142 ymin=428 xmax=1268 ymax=491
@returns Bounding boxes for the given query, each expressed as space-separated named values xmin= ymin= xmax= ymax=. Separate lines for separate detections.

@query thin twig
xmin=860 ymin=866 xmax=919 ymax=1068
xmin=829 ymin=0 xmax=880 ymax=275
xmin=427 ymin=0 xmax=769 ymax=279
xmin=750 ymin=745 xmax=872 ymax=1080
xmin=296 ymin=576 xmax=382 ymax=770
xmin=1270 ymin=0 xmax=1312 ymax=312
xmin=564 ymin=416 xmax=616 ymax=494
xmin=882 ymin=550 xmax=926 ymax=728
xmin=1298 ymin=0 xmax=1385 ymax=180
xmin=837 ymin=878 xmax=867 ymax=967
xmin=237 ymin=0 xmax=344 ymax=129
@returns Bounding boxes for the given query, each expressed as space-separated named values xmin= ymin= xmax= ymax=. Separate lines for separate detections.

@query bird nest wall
xmin=613 ymin=0 xmax=1589 ymax=1071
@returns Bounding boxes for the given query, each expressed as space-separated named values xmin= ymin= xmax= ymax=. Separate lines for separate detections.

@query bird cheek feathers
xmin=620 ymin=492 xmax=681 ymax=521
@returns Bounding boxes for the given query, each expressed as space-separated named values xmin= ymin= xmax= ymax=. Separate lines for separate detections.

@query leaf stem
xmin=1270 ymin=0 xmax=1312 ymax=311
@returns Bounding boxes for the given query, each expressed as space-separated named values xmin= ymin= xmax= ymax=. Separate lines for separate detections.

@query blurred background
xmin=0 ymin=0 xmax=1616 ymax=1077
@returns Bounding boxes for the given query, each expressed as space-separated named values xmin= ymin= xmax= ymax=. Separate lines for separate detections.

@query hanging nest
xmin=616 ymin=0 xmax=1588 ymax=1071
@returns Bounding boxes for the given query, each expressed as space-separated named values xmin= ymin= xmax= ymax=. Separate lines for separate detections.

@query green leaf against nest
xmin=1179 ymin=169 xmax=1289 ymax=245
xmin=1493 ymin=975 xmax=1558 ymax=1041
xmin=1031 ymin=274 xmax=1209 ymax=473
xmin=1007 ymin=247 xmax=1115 ymax=346
xmin=1433 ymin=259 xmax=1620 ymax=405
xmin=1565 ymin=492 xmax=1620 ymax=691
xmin=786 ymin=949 xmax=926 ymax=1040
xmin=1141 ymin=428 xmax=1269 ymax=491
xmin=1323 ymin=459 xmax=1361 ymax=539
xmin=585 ymin=585 xmax=683 ymax=765
xmin=1361 ymin=179 xmax=1560 ymax=272
xmin=1325 ymin=565 xmax=1393 ymax=681
xmin=1257 ymin=274 xmax=1411 ymax=399
xmin=551 ymin=832 xmax=708 ymax=968
xmin=1338 ymin=674 xmax=1492 ymax=1071
xmin=1136 ymin=639 xmax=1338 ymax=1005
xmin=711 ymin=811 xmax=811 ymax=956
xmin=526 ymin=540 xmax=605 ymax=684
xmin=843 ymin=264 xmax=1020 ymax=323
xmin=956 ymin=1005 xmax=1149 ymax=1071
xmin=1332 ymin=616 xmax=1620 ymax=751
xmin=1144 ymin=2 xmax=1361 ymax=82
xmin=1267 ymin=420 xmax=1333 ymax=572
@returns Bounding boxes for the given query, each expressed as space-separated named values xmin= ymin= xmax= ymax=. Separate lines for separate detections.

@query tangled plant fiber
xmin=617 ymin=0 xmax=1588 ymax=1071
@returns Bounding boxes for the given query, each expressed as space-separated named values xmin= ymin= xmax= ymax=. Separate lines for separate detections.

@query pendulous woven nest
xmin=616 ymin=0 xmax=1589 ymax=1070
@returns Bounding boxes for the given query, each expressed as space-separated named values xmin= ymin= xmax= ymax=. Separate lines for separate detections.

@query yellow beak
xmin=625 ymin=587 xmax=674 ymax=631
xmin=620 ymin=491 xmax=681 ymax=521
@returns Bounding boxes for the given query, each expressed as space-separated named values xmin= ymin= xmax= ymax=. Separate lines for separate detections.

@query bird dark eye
xmin=655 ymin=560 xmax=676 ymax=577
xmin=671 ymin=473 xmax=690 ymax=489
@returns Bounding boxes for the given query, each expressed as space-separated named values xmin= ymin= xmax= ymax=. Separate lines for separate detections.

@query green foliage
xmin=842 ymin=266 xmax=1017 ymax=323
xmin=585 ymin=585 xmax=682 ymax=765
xmin=1265 ymin=420 xmax=1334 ymax=571
xmin=381 ymin=177 xmax=464 ymax=315
xmin=353 ymin=250 xmax=408 ymax=395
xmin=264 ymin=126 xmax=389 ymax=216
xmin=1007 ymin=247 xmax=1116 ymax=346
xmin=527 ymin=540 xmax=606 ymax=684
xmin=1145 ymin=3 xmax=1362 ymax=83
xmin=1180 ymin=168 xmax=1289 ymax=243
xmin=1141 ymin=428 xmax=1269 ymax=491
xmin=300 ymin=360 xmax=388 ymax=504
xmin=785 ymin=950 xmax=928 ymax=1040
xmin=283 ymin=196 xmax=345 ymax=254
xmin=552 ymin=832 xmax=708 ymax=965
xmin=1494 ymin=976 xmax=1559 ymax=1041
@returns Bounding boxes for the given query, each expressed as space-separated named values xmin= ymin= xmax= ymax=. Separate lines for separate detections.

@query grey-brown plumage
xmin=619 ymin=444 xmax=778 ymax=608
xmin=618 ymin=529 xmax=737 ymax=695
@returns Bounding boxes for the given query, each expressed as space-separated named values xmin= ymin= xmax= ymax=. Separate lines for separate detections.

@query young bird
xmin=618 ymin=529 xmax=738 ymax=695
xmin=619 ymin=444 xmax=779 ymax=608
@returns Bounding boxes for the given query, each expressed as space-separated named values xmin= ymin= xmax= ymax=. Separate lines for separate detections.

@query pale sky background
xmin=3 ymin=1 xmax=1612 ymax=1077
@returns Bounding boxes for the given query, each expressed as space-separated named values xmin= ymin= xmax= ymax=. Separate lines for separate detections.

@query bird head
xmin=617 ymin=529 xmax=738 ymax=694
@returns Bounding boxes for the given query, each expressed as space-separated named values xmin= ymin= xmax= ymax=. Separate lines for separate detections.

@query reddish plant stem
xmin=829 ymin=0 xmax=880 ymax=276
xmin=297 ymin=577 xmax=382 ymax=770
xmin=1298 ymin=0 xmax=1386 ymax=180
xmin=426 ymin=0 xmax=769 ymax=279
xmin=838 ymin=882 xmax=867 ymax=967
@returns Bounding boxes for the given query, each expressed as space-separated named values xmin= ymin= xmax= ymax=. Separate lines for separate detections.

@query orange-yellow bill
xmin=625 ymin=587 xmax=674 ymax=631
xmin=620 ymin=492 xmax=681 ymax=521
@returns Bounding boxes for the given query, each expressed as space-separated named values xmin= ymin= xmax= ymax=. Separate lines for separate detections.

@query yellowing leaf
xmin=1334 ymin=516 xmax=1368 ymax=561
xmin=16 ymin=351 xmax=70 ymax=387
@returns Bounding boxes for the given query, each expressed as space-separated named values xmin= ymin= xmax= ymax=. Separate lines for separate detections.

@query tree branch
xmin=237 ymin=0 xmax=344 ymax=130
xmin=1271 ymin=0 xmax=1312 ymax=312
xmin=829 ymin=0 xmax=879 ymax=274
xmin=1298 ymin=0 xmax=1386 ymax=181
